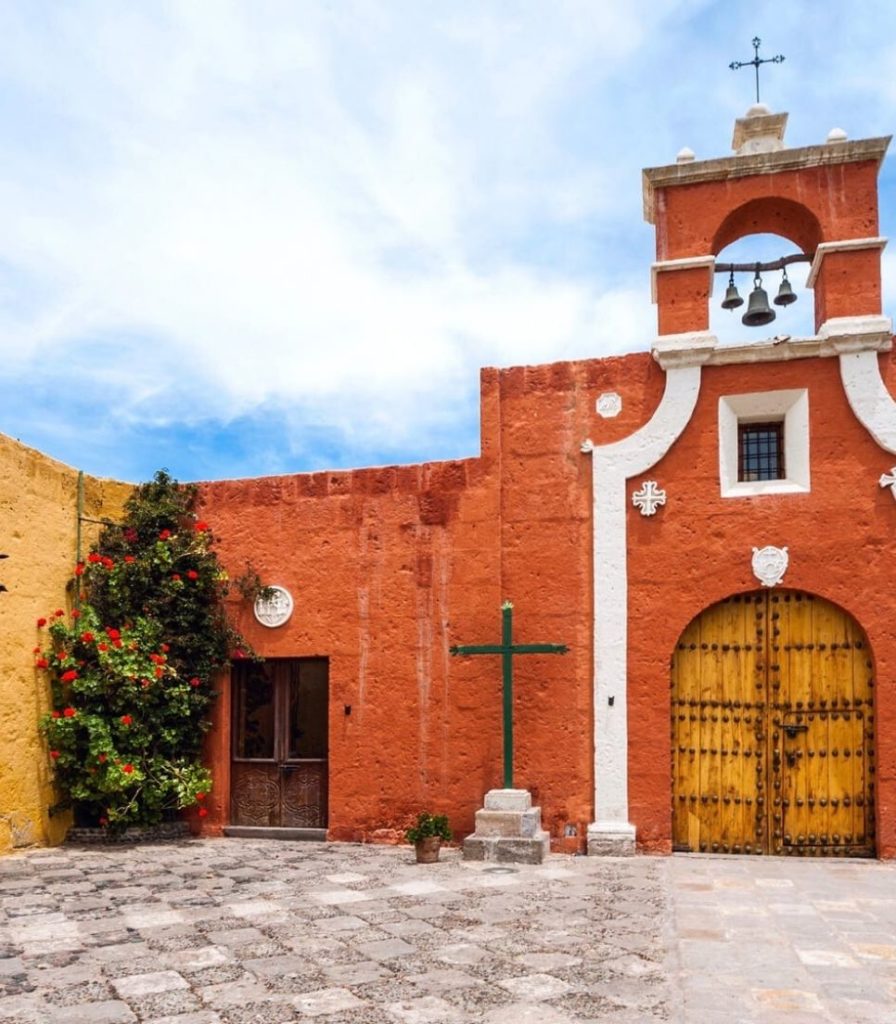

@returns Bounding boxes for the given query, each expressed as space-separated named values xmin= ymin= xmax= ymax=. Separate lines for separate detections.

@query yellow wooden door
xmin=671 ymin=590 xmax=875 ymax=856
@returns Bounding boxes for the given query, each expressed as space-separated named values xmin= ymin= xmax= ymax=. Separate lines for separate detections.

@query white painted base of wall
xmin=587 ymin=820 xmax=637 ymax=856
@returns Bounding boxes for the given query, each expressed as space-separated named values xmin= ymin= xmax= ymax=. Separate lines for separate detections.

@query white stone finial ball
xmin=745 ymin=103 xmax=771 ymax=118
xmin=826 ymin=127 xmax=848 ymax=143
xmin=676 ymin=146 xmax=696 ymax=164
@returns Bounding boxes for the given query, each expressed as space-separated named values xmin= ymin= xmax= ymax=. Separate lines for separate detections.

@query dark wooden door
xmin=231 ymin=658 xmax=328 ymax=828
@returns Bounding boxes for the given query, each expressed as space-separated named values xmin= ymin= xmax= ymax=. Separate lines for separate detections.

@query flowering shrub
xmin=37 ymin=471 xmax=244 ymax=830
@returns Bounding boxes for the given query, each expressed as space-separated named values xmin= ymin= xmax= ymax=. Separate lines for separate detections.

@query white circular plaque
xmin=253 ymin=586 xmax=294 ymax=627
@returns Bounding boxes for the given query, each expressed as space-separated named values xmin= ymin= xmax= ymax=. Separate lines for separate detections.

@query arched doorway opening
xmin=671 ymin=590 xmax=875 ymax=857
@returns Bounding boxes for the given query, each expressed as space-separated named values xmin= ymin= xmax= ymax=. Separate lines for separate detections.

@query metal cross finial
xmin=729 ymin=36 xmax=785 ymax=104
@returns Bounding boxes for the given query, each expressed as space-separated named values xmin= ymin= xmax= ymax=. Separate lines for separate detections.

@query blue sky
xmin=1 ymin=1 xmax=895 ymax=483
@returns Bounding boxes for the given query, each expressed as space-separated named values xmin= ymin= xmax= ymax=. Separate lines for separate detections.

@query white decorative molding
xmin=254 ymin=586 xmax=294 ymax=628
xmin=806 ymin=237 xmax=888 ymax=288
xmin=650 ymin=255 xmax=715 ymax=303
xmin=718 ymin=389 xmax=810 ymax=498
xmin=879 ymin=468 xmax=896 ymax=497
xmin=839 ymin=341 xmax=896 ymax=455
xmin=632 ymin=480 xmax=667 ymax=516
xmin=583 ymin=363 xmax=702 ymax=855
xmin=752 ymin=546 xmax=789 ymax=587
xmin=580 ymin=438 xmax=594 ymax=453
xmin=652 ymin=331 xmax=718 ymax=369
xmin=596 ymin=392 xmax=622 ymax=418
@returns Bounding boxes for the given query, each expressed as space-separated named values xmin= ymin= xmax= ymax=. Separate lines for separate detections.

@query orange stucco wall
xmin=198 ymin=355 xmax=665 ymax=850
xmin=626 ymin=350 xmax=896 ymax=856
xmin=199 ymin=344 xmax=896 ymax=857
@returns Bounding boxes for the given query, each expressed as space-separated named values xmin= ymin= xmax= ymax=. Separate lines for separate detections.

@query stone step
xmin=473 ymin=808 xmax=543 ymax=838
xmin=463 ymin=832 xmax=550 ymax=865
xmin=483 ymin=789 xmax=532 ymax=812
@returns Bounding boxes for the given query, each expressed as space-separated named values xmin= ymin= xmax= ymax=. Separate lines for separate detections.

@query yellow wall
xmin=0 ymin=433 xmax=130 ymax=852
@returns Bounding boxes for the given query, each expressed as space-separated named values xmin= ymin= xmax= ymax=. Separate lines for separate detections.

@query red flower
xmin=74 ymin=562 xmax=85 ymax=576
xmin=124 ymin=555 xmax=135 ymax=564
xmin=189 ymin=677 xmax=200 ymax=687
xmin=120 ymin=714 xmax=133 ymax=726
xmin=80 ymin=632 xmax=94 ymax=644
xmin=233 ymin=648 xmax=246 ymax=659
xmin=97 ymin=643 xmax=109 ymax=653
xmin=197 ymin=807 xmax=208 ymax=818
xmin=141 ymin=679 xmax=151 ymax=688
xmin=194 ymin=521 xmax=209 ymax=532
xmin=187 ymin=570 xmax=199 ymax=580
xmin=112 ymin=639 xmax=123 ymax=649
xmin=71 ymin=609 xmax=81 ymax=619
xmin=154 ymin=666 xmax=164 ymax=678
xmin=106 ymin=627 xmax=121 ymax=640
xmin=63 ymin=707 xmax=76 ymax=718
xmin=124 ymin=528 xmax=137 ymax=543
xmin=54 ymin=609 xmax=64 ymax=617
xmin=98 ymin=753 xmax=108 ymax=764
xmin=149 ymin=653 xmax=164 ymax=664
xmin=35 ymin=658 xmax=49 ymax=669
xmin=61 ymin=670 xmax=78 ymax=683
xmin=101 ymin=557 xmax=114 ymax=570
xmin=161 ymin=643 xmax=170 ymax=652
xmin=122 ymin=764 xmax=134 ymax=774
xmin=99 ymin=817 xmax=108 ymax=827
xmin=51 ymin=710 xmax=61 ymax=719
xmin=196 ymin=792 xmax=206 ymax=801
xmin=171 ymin=573 xmax=181 ymax=582
xmin=36 ymin=618 xmax=47 ymax=628
xmin=88 ymin=553 xmax=102 ymax=563
xmin=49 ymin=750 xmax=60 ymax=759
xmin=159 ymin=529 xmax=171 ymax=540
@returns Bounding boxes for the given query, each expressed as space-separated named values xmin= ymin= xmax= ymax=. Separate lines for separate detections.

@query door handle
xmin=784 ymin=724 xmax=809 ymax=738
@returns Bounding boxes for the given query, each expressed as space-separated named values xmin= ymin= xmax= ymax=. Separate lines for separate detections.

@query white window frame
xmin=718 ymin=389 xmax=810 ymax=498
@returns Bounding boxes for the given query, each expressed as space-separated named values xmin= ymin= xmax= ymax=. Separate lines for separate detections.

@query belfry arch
xmin=711 ymin=196 xmax=822 ymax=258
xmin=670 ymin=589 xmax=876 ymax=857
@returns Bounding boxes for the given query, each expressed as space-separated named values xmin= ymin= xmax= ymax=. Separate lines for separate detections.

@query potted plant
xmin=405 ymin=812 xmax=452 ymax=863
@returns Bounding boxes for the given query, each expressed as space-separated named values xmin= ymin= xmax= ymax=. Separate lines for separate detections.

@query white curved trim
xmin=840 ymin=348 xmax=896 ymax=454
xmin=584 ymin=364 xmax=702 ymax=854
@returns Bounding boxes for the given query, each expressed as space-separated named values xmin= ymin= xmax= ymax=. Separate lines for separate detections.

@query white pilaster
xmin=582 ymin=363 xmax=702 ymax=854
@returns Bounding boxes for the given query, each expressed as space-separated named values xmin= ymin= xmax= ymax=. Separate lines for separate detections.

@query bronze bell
xmin=721 ymin=272 xmax=744 ymax=310
xmin=774 ymin=270 xmax=797 ymax=306
xmin=742 ymin=273 xmax=776 ymax=327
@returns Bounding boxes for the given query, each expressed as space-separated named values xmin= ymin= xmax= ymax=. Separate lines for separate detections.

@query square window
xmin=738 ymin=422 xmax=785 ymax=481
xmin=718 ymin=389 xmax=809 ymax=498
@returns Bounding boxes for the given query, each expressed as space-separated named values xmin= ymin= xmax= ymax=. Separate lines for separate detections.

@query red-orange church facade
xmin=193 ymin=106 xmax=896 ymax=859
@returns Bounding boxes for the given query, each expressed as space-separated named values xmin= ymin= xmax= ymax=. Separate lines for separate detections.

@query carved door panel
xmin=671 ymin=591 xmax=874 ymax=856
xmin=231 ymin=658 xmax=328 ymax=828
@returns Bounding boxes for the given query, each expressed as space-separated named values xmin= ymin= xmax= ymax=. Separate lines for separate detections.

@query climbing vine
xmin=36 ymin=470 xmax=245 ymax=830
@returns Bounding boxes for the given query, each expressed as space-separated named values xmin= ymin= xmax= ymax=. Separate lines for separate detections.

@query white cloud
xmin=0 ymin=1 xmax=894 ymax=478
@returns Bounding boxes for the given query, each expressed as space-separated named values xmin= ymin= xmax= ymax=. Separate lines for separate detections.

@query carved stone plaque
xmin=596 ymin=392 xmax=623 ymax=418
xmin=751 ymin=546 xmax=789 ymax=587
xmin=254 ymin=586 xmax=294 ymax=628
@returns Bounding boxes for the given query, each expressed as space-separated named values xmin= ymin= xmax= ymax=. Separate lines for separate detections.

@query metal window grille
xmin=738 ymin=421 xmax=785 ymax=481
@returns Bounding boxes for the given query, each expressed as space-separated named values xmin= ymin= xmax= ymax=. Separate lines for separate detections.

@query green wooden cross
xmin=450 ymin=601 xmax=568 ymax=790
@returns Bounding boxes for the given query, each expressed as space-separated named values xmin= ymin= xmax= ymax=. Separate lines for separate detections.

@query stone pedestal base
xmin=463 ymin=789 xmax=550 ymax=865
xmin=587 ymin=820 xmax=636 ymax=856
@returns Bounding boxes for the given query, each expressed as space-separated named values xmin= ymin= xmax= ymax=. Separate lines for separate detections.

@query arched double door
xmin=671 ymin=590 xmax=875 ymax=857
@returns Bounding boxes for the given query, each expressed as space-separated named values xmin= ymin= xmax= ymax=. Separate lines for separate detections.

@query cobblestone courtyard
xmin=1 ymin=839 xmax=894 ymax=1023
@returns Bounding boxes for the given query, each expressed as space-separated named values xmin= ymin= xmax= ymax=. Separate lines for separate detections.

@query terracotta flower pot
xmin=415 ymin=836 xmax=441 ymax=863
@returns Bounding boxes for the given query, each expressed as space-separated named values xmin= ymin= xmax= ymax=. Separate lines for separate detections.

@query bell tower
xmin=642 ymin=104 xmax=891 ymax=345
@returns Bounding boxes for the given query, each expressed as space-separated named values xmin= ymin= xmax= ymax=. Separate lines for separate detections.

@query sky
xmin=1 ymin=1 xmax=895 ymax=484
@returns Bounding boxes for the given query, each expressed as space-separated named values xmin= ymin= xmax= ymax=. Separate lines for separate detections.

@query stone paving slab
xmin=0 ymin=840 xmax=894 ymax=1022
